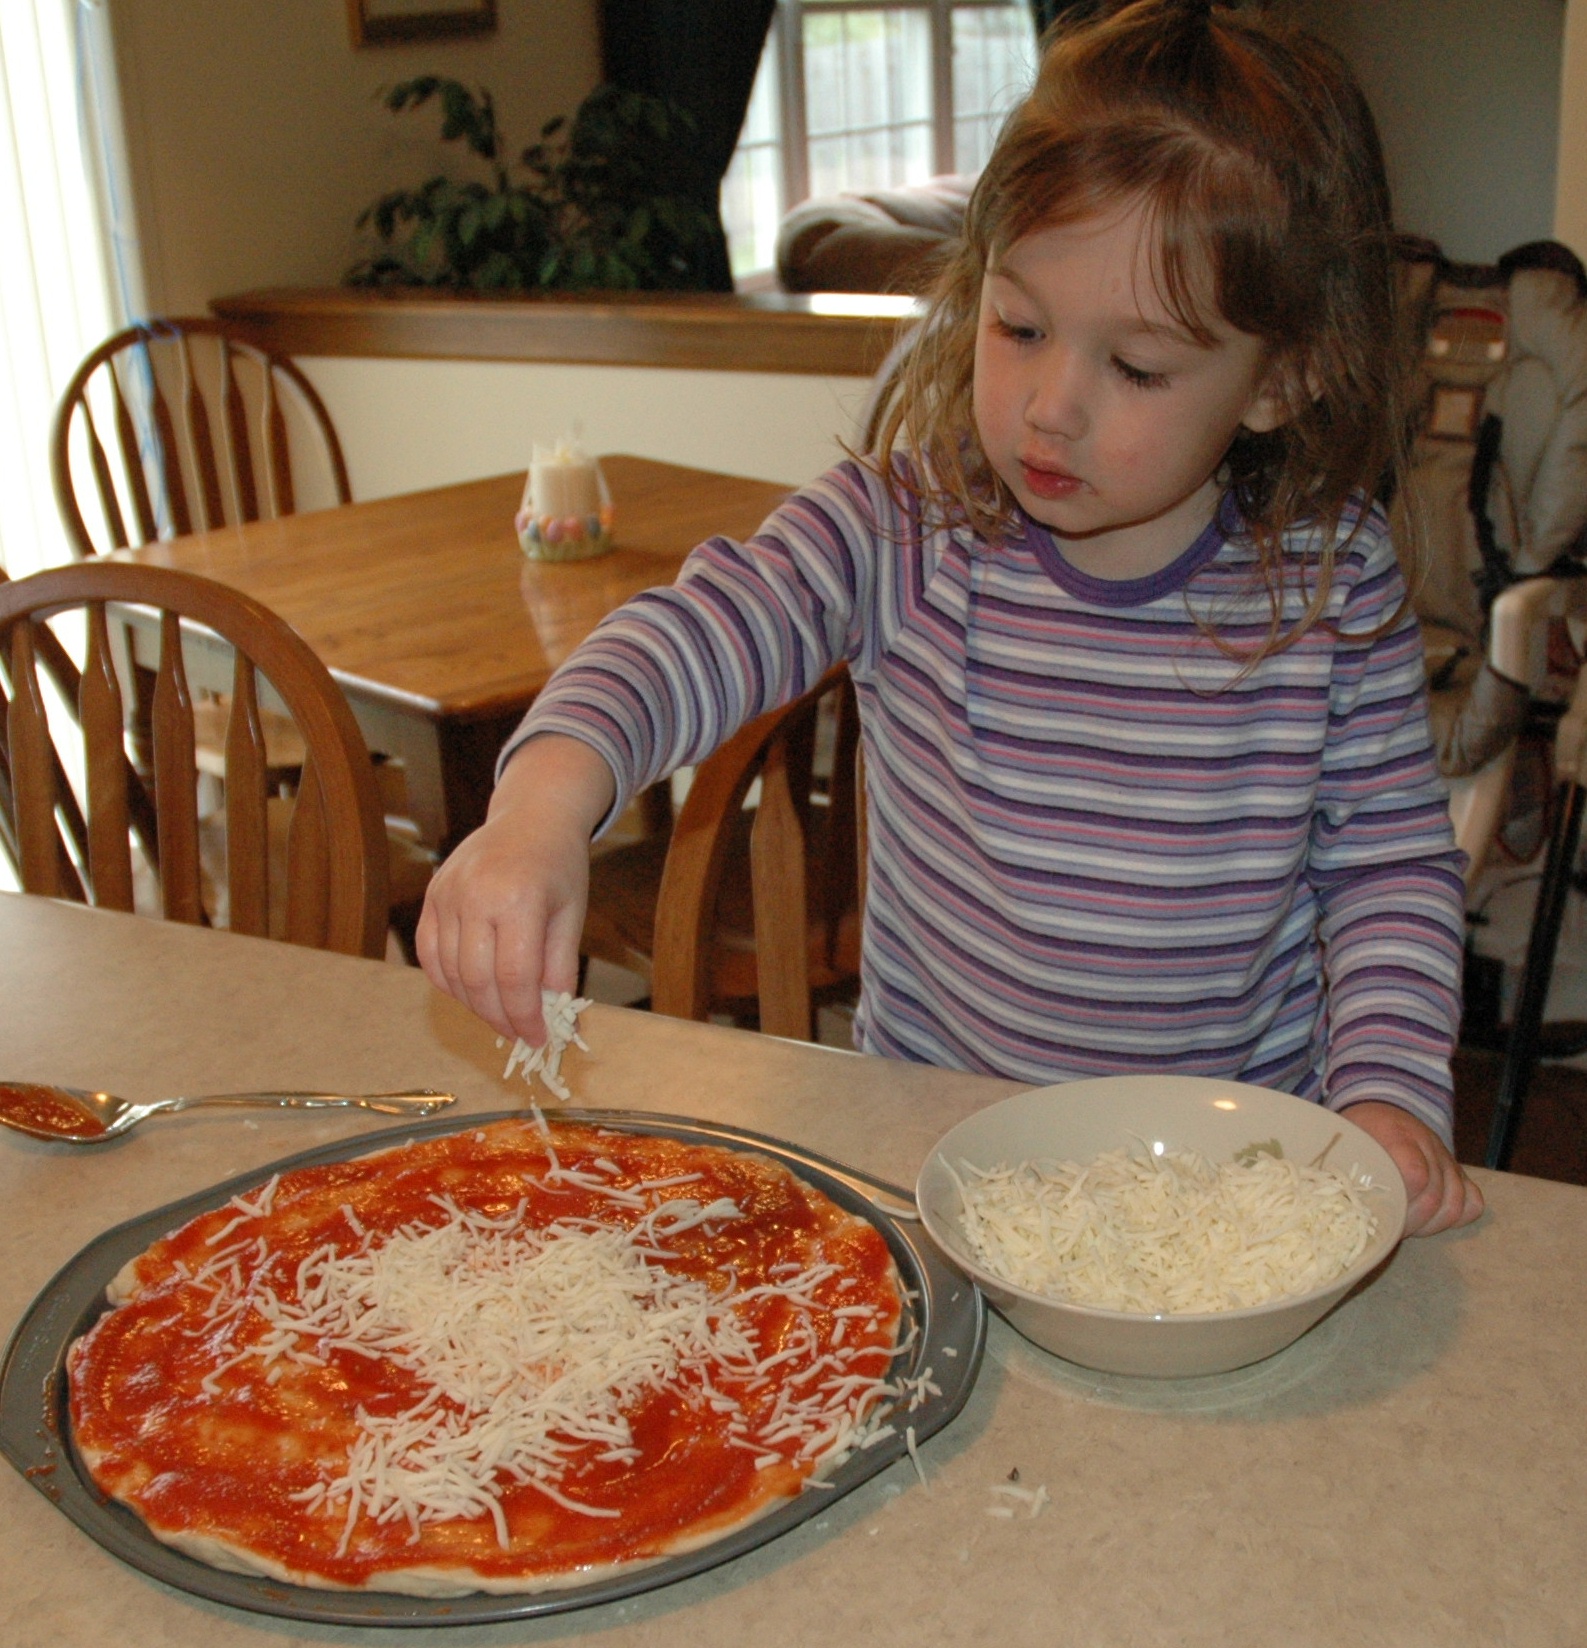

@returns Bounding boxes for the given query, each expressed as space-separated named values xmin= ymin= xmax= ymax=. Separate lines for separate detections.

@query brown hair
xmin=870 ymin=0 xmax=1413 ymax=655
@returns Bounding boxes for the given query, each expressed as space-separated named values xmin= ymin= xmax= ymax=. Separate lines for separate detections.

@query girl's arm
xmin=418 ymin=462 xmax=885 ymax=1041
xmin=495 ymin=460 xmax=884 ymax=829
xmin=1309 ymin=515 xmax=1480 ymax=1233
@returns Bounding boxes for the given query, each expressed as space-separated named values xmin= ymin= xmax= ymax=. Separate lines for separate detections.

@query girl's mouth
xmin=1019 ymin=461 xmax=1083 ymax=501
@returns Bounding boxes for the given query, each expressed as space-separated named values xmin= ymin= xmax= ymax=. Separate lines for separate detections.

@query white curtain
xmin=0 ymin=0 xmax=133 ymax=579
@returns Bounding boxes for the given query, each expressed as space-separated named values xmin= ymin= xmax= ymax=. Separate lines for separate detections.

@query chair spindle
xmin=284 ymin=755 xmax=331 ymax=949
xmin=8 ymin=623 xmax=65 ymax=896
xmin=80 ymin=603 xmax=134 ymax=912
xmin=219 ymin=337 xmax=261 ymax=523
xmin=110 ymin=359 xmax=159 ymax=546
xmin=80 ymin=399 xmax=131 ymax=557
xmin=143 ymin=340 xmax=191 ymax=538
xmin=176 ymin=333 xmax=224 ymax=535
xmin=151 ymin=610 xmax=203 ymax=922
xmin=749 ymin=732 xmax=813 ymax=1040
xmin=223 ymin=651 xmax=270 ymax=937
xmin=264 ymin=369 xmax=294 ymax=516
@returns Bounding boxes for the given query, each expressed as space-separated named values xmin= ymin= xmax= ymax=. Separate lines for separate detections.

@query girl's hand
xmin=416 ymin=736 xmax=615 ymax=1046
xmin=1339 ymin=1100 xmax=1484 ymax=1236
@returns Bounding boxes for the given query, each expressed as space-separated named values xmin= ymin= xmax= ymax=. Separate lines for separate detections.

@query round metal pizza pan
xmin=0 ymin=1107 xmax=985 ymax=1627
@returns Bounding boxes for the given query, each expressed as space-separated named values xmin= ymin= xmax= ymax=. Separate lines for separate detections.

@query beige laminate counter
xmin=0 ymin=892 xmax=1580 ymax=1648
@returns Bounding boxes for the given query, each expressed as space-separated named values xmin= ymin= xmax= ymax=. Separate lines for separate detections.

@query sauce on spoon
xmin=0 ymin=1083 xmax=105 ymax=1138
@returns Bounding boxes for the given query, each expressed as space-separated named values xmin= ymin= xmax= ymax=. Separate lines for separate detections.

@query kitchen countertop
xmin=0 ymin=891 xmax=1578 ymax=1648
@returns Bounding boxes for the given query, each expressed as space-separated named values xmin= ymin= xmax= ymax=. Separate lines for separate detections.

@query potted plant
xmin=347 ymin=77 xmax=720 ymax=292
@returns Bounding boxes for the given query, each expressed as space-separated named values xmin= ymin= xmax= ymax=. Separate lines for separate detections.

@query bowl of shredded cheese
xmin=916 ymin=1076 xmax=1407 ymax=1378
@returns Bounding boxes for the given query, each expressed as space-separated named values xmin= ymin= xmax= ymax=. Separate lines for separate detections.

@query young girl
xmin=419 ymin=0 xmax=1482 ymax=1237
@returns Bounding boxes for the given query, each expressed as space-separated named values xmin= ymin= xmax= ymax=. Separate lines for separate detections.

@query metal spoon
xmin=0 ymin=1081 xmax=455 ymax=1143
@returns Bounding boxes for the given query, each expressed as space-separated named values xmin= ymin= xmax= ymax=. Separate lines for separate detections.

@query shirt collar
xmin=1015 ymin=493 xmax=1240 ymax=608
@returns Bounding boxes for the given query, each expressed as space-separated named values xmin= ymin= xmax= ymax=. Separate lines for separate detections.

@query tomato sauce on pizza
xmin=66 ymin=1120 xmax=904 ymax=1595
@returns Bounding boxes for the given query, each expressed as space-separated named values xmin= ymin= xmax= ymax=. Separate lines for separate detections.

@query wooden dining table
xmin=1 ymin=889 xmax=1585 ymax=1647
xmin=115 ymin=455 xmax=791 ymax=854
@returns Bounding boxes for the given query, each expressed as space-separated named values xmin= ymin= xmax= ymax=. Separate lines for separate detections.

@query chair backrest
xmin=51 ymin=317 xmax=351 ymax=559
xmin=650 ymin=667 xmax=861 ymax=1041
xmin=0 ymin=561 xmax=387 ymax=957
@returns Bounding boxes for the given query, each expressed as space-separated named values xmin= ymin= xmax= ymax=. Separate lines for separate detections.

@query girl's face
xmin=972 ymin=199 xmax=1287 ymax=581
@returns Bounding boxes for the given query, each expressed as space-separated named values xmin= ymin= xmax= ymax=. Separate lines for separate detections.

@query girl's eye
xmin=991 ymin=314 xmax=1041 ymax=344
xmin=1112 ymin=356 xmax=1170 ymax=390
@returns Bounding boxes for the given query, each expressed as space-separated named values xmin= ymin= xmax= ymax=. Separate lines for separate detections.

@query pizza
xmin=66 ymin=1118 xmax=905 ymax=1596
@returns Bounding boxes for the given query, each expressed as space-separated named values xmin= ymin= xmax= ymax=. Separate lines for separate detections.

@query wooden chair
xmin=50 ymin=318 xmax=434 ymax=948
xmin=0 ymin=561 xmax=388 ymax=958
xmin=50 ymin=315 xmax=352 ymax=776
xmin=51 ymin=317 xmax=351 ymax=559
xmin=583 ymin=668 xmax=864 ymax=1042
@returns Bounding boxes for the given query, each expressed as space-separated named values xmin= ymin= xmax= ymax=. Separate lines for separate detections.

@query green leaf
xmin=623 ymin=206 xmax=651 ymax=248
xmin=384 ymin=76 xmax=441 ymax=114
xmin=569 ymin=245 xmax=598 ymax=286
xmin=472 ymin=250 xmax=520 ymax=289
xmin=350 ymin=76 xmax=720 ymax=293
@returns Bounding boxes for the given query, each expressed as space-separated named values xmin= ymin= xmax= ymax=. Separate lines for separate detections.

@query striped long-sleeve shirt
xmin=505 ymin=458 xmax=1466 ymax=1144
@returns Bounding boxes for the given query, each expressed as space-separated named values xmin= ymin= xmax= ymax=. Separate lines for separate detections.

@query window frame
xmin=769 ymin=0 xmax=1025 ymax=210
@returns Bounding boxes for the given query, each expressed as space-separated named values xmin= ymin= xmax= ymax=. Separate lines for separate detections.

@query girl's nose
xmin=1025 ymin=356 xmax=1089 ymax=440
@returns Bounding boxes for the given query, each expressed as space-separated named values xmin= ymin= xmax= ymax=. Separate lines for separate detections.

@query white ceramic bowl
xmin=916 ymin=1076 xmax=1407 ymax=1378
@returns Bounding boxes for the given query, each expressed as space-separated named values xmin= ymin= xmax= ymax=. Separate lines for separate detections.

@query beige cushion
xmin=775 ymin=175 xmax=974 ymax=294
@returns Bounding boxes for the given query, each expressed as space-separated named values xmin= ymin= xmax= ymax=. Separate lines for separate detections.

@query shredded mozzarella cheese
xmin=502 ymin=991 xmax=592 ymax=1100
xmin=952 ymin=1144 xmax=1377 ymax=1314
xmin=194 ymin=1174 xmax=901 ymax=1550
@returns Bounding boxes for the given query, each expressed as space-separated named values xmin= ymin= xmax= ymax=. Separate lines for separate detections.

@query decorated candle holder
xmin=516 ymin=442 xmax=615 ymax=562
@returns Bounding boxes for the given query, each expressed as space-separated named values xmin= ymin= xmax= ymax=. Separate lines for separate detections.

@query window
xmin=0 ymin=0 xmax=125 ymax=579
xmin=0 ymin=2 xmax=133 ymax=895
xmin=723 ymin=0 xmax=1039 ymax=284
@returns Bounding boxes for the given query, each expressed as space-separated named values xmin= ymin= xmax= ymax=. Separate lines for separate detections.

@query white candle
xmin=529 ymin=440 xmax=600 ymax=520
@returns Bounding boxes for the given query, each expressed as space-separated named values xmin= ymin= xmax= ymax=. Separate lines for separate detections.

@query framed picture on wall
xmin=346 ymin=0 xmax=497 ymax=47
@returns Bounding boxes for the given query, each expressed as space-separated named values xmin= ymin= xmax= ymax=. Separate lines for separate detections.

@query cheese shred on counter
xmin=952 ymin=1146 xmax=1377 ymax=1314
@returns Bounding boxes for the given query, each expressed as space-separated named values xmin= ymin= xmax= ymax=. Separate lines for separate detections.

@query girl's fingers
xmin=541 ymin=897 xmax=586 ymax=999
xmin=494 ymin=913 xmax=550 ymax=1045
xmin=448 ymin=920 xmax=503 ymax=1037
xmin=1434 ymin=1162 xmax=1484 ymax=1233
xmin=1461 ymin=1172 xmax=1486 ymax=1225
xmin=1407 ymin=1152 xmax=1484 ymax=1237
xmin=414 ymin=897 xmax=442 ymax=988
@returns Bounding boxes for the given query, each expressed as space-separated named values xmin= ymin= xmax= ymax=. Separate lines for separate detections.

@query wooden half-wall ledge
xmin=209 ymin=288 xmax=922 ymax=378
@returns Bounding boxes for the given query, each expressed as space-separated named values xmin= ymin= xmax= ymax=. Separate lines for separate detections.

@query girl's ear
xmin=1241 ymin=353 xmax=1318 ymax=435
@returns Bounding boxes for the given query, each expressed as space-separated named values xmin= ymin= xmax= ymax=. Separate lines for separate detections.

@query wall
xmin=1295 ymin=0 xmax=1564 ymax=265
xmin=1557 ymin=0 xmax=1587 ymax=257
xmin=108 ymin=0 xmax=602 ymax=314
xmin=99 ymin=0 xmax=1576 ymax=496
xmin=301 ymin=356 xmax=871 ymax=497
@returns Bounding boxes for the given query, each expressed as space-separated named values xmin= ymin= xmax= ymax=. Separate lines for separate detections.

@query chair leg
xmin=1486 ymin=780 xmax=1587 ymax=1169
